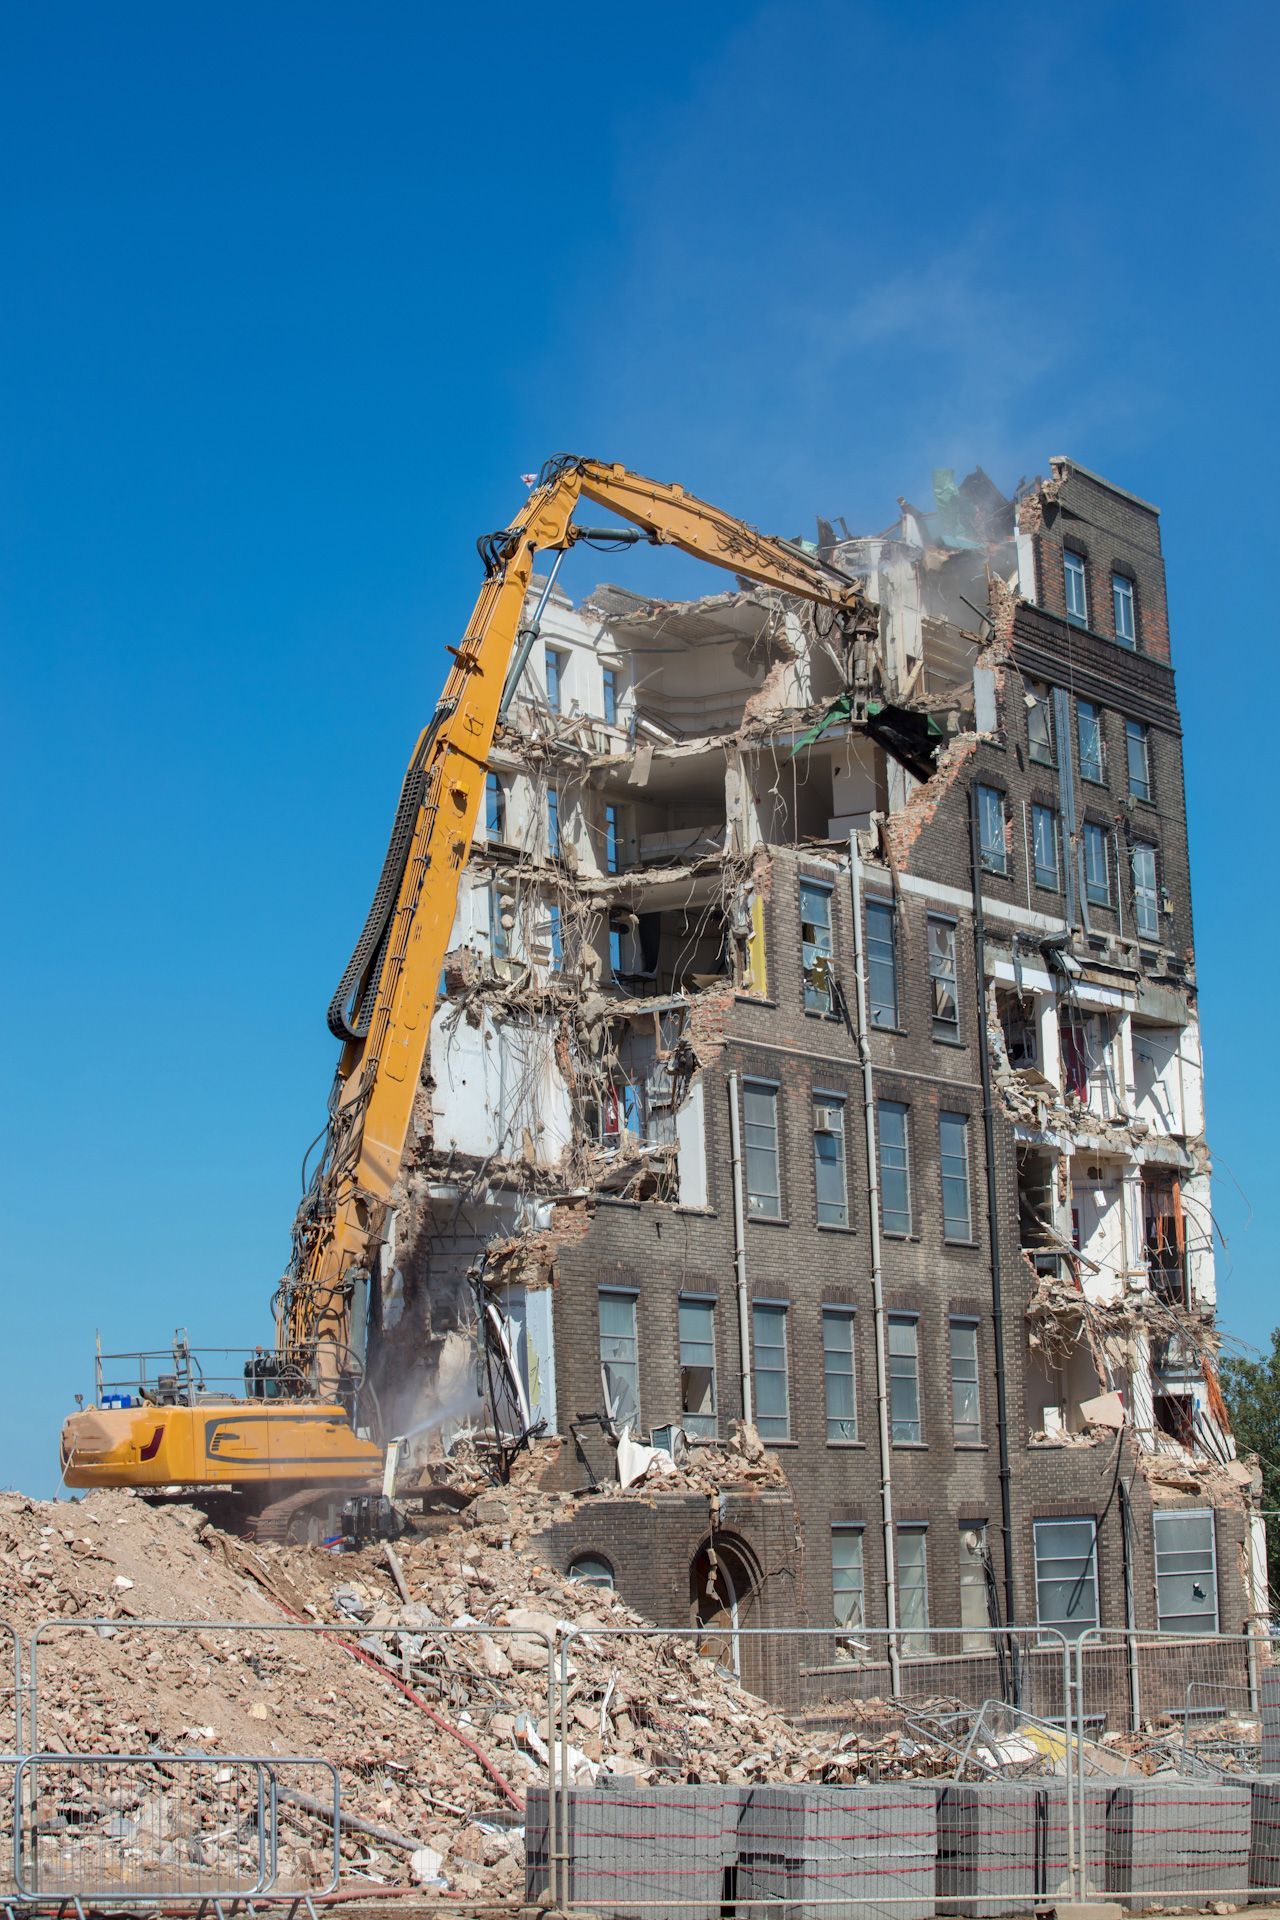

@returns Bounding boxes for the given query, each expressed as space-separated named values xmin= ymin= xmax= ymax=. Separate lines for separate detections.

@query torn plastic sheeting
xmin=615 ymin=1427 xmax=678 ymax=1489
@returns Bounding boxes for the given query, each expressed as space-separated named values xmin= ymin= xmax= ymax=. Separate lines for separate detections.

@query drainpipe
xmin=726 ymin=1074 xmax=754 ymax=1427
xmin=848 ymin=832 xmax=901 ymax=1692
xmin=968 ymin=789 xmax=1018 ymax=1646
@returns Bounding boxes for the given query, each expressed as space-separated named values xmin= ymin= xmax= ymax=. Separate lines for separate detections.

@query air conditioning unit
xmin=814 ymin=1103 xmax=843 ymax=1130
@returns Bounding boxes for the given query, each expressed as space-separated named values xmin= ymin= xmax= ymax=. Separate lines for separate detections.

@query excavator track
xmin=247 ymin=1485 xmax=359 ymax=1546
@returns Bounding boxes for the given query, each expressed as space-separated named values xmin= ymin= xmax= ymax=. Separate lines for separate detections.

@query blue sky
xmin=1 ymin=2 xmax=1276 ymax=1496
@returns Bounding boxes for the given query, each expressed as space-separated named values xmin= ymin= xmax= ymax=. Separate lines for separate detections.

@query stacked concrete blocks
xmin=736 ymin=1784 xmax=936 ymax=1920
xmin=1093 ymin=1780 xmax=1250 ymax=1909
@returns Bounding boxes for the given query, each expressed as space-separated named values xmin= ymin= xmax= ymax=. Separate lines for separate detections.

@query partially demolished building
xmin=366 ymin=456 xmax=1262 ymax=1672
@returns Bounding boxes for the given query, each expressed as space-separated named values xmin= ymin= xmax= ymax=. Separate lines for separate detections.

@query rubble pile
xmin=0 ymin=1485 xmax=951 ymax=1898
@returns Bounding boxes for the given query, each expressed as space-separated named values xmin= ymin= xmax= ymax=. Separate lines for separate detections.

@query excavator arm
xmin=278 ymin=457 xmax=880 ymax=1397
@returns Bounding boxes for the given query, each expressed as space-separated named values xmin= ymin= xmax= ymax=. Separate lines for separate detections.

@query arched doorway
xmin=690 ymin=1534 xmax=761 ymax=1679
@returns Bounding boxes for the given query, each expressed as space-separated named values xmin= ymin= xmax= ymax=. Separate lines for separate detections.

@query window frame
xmin=1032 ymin=803 xmax=1061 ymax=892
xmin=546 ymin=783 xmax=560 ymax=859
xmin=939 ymin=1111 xmax=974 ymax=1243
xmin=812 ymin=1093 xmax=849 ymax=1228
xmin=897 ymin=1524 xmax=930 ymax=1654
xmin=1153 ymin=1508 xmax=1219 ymax=1634
xmin=976 ymin=784 xmax=1008 ymax=875
xmin=1027 ymin=683 xmax=1056 ymax=766
xmin=928 ymin=915 xmax=960 ymax=1043
xmin=1064 ymin=549 xmax=1089 ymax=626
xmin=678 ymin=1294 xmax=718 ymax=1439
xmin=1125 ymin=719 xmax=1152 ymax=803
xmin=544 ymin=644 xmax=568 ymax=714
xmin=800 ymin=878 xmax=836 ymax=1015
xmin=1033 ymin=1515 xmax=1100 ymax=1640
xmin=1083 ymin=821 xmax=1112 ymax=907
xmin=1077 ymin=698 xmax=1105 ymax=785
xmin=485 ymin=770 xmax=507 ymax=842
xmin=831 ymin=1525 xmax=865 ymax=1630
xmin=742 ymin=1079 xmax=783 ymax=1219
xmin=603 ymin=802 xmax=621 ymax=875
xmin=887 ymin=1312 xmax=922 ymax=1445
xmin=865 ymin=897 xmax=899 ymax=1029
xmin=598 ymin=1288 xmax=641 ymax=1432
xmin=751 ymin=1300 xmax=791 ymax=1442
xmin=568 ymin=1553 xmax=615 ymax=1589
xmin=602 ymin=665 xmax=619 ymax=727
xmin=822 ymin=1306 xmax=858 ymax=1444
xmin=959 ymin=1524 xmax=990 ymax=1650
xmin=1112 ymin=572 xmax=1137 ymax=649
xmin=949 ymin=1317 xmax=981 ymax=1443
xmin=877 ymin=1099 xmax=912 ymax=1237
xmin=1132 ymin=841 xmax=1159 ymax=940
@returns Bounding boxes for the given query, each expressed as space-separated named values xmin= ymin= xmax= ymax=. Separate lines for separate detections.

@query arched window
xmin=568 ymin=1553 xmax=615 ymax=1590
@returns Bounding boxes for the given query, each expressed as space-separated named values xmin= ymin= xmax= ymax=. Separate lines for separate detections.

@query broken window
xmin=546 ymin=903 xmax=562 ymax=970
xmin=866 ymin=897 xmax=899 ymax=1028
xmin=1059 ymin=1008 xmax=1116 ymax=1111
xmin=928 ymin=916 xmax=960 ymax=1041
xmin=999 ymin=993 xmax=1039 ymax=1069
xmin=878 ymin=1100 xmax=912 ymax=1236
xmin=1027 ymin=682 xmax=1055 ymax=765
xmin=1032 ymin=804 xmax=1061 ymax=891
xmin=604 ymin=802 xmax=621 ymax=875
xmin=959 ymin=1526 xmax=989 ymax=1650
xmin=545 ymin=644 xmax=567 ymax=713
xmin=940 ymin=1112 xmax=973 ymax=1241
xmin=977 ymin=784 xmax=1008 ymax=875
xmin=678 ymin=1295 xmax=717 ymax=1438
xmin=832 ymin=1526 xmax=865 ymax=1630
xmin=1084 ymin=822 xmax=1112 ymax=907
xmin=485 ymin=771 xmax=507 ymax=842
xmin=897 ymin=1526 xmax=930 ymax=1654
xmin=1112 ymin=573 xmax=1136 ymax=649
xmin=743 ymin=1080 xmax=782 ymax=1218
xmin=950 ymin=1319 xmax=981 ymax=1441
xmin=888 ymin=1313 xmax=921 ymax=1443
xmin=1125 ymin=719 xmax=1152 ymax=802
xmin=489 ymin=881 xmax=511 ymax=961
xmin=823 ymin=1307 xmax=857 ymax=1442
xmin=813 ymin=1095 xmax=849 ymax=1227
xmin=602 ymin=665 xmax=620 ymax=727
xmin=1064 ymin=550 xmax=1089 ymax=626
xmin=1132 ymin=841 xmax=1159 ymax=939
xmin=1033 ymin=1516 xmax=1099 ymax=1639
xmin=1153 ymin=1510 xmax=1218 ymax=1634
xmin=568 ymin=1553 xmax=615 ymax=1590
xmin=598 ymin=1289 xmax=640 ymax=1432
xmin=800 ymin=878 xmax=835 ymax=1014
xmin=751 ymin=1301 xmax=790 ymax=1441
xmin=1077 ymin=699 xmax=1105 ymax=784
xmin=547 ymin=783 xmax=560 ymax=859
xmin=1143 ymin=1171 xmax=1187 ymax=1305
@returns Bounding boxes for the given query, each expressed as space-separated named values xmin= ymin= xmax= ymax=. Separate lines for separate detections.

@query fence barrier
xmin=6 ymin=1611 xmax=1280 ymax=1909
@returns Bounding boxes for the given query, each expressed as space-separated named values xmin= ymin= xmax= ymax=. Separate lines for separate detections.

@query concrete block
xmin=737 ymin=1784 xmax=935 ymax=1920
xmin=1100 ymin=1780 xmax=1250 ymax=1910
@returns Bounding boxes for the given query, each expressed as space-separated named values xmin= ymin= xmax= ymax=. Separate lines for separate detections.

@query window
xmin=866 ymin=898 xmax=899 ymax=1028
xmin=897 ymin=1527 xmax=929 ymax=1653
xmin=976 ymin=785 xmax=1008 ymax=875
xmin=959 ymin=1526 xmax=989 ymax=1650
xmin=546 ymin=784 xmax=560 ymax=858
xmin=887 ymin=1314 xmax=921 ymax=1444
xmin=822 ymin=1308 xmax=857 ymax=1442
xmin=598 ymin=1290 xmax=640 ymax=1431
xmin=813 ymin=1097 xmax=849 ymax=1227
xmin=679 ymin=1297 xmax=717 ymax=1438
xmin=489 ymin=883 xmax=510 ymax=961
xmin=604 ymin=803 xmax=621 ymax=875
xmin=1032 ymin=804 xmax=1060 ymax=891
xmin=832 ymin=1526 xmax=865 ymax=1630
xmin=928 ymin=917 xmax=959 ymax=1042
xmin=1033 ymin=1516 xmax=1099 ymax=1639
xmin=940 ymin=1113 xmax=973 ymax=1242
xmin=1064 ymin=550 xmax=1089 ymax=626
xmin=752 ymin=1302 xmax=790 ymax=1441
xmin=878 ymin=1101 xmax=912 ymax=1236
xmin=544 ymin=644 xmax=567 ymax=713
xmin=743 ymin=1081 xmax=782 ymax=1218
xmin=568 ymin=1553 xmax=615 ymax=1589
xmin=1132 ymin=842 xmax=1159 ymax=940
xmin=1113 ymin=573 xmax=1136 ymax=649
xmin=547 ymin=903 xmax=562 ymax=970
xmin=1125 ymin=720 xmax=1152 ymax=802
xmin=1027 ymin=683 xmax=1055 ymax=765
xmin=800 ymin=880 xmax=835 ymax=1014
xmin=1077 ymin=699 xmax=1105 ymax=784
xmin=1083 ymin=823 xmax=1111 ymax=907
xmin=485 ymin=771 xmax=507 ymax=842
xmin=949 ymin=1319 xmax=981 ymax=1441
xmin=602 ymin=666 xmax=619 ymax=726
xmin=1153 ymin=1510 xmax=1218 ymax=1633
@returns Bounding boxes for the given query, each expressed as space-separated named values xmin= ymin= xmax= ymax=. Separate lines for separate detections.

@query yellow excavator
xmin=60 ymin=455 xmax=895 ymax=1538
